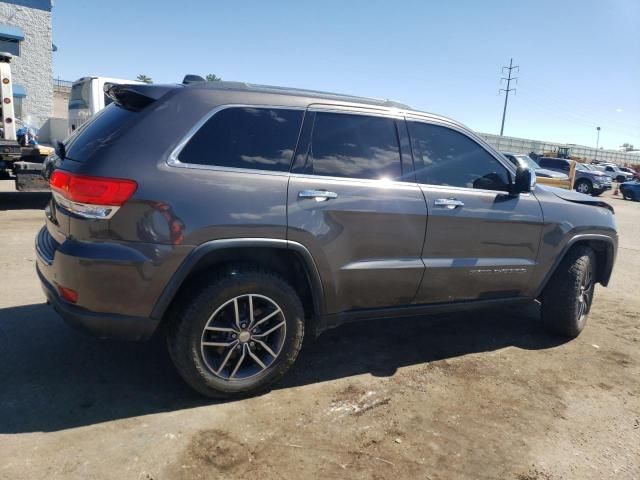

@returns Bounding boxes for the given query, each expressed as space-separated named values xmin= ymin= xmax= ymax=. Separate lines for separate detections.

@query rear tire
xmin=166 ymin=268 xmax=305 ymax=398
xmin=575 ymin=179 xmax=593 ymax=195
xmin=541 ymin=246 xmax=596 ymax=338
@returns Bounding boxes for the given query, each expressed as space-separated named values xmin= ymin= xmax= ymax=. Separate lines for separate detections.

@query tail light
xmin=50 ymin=170 xmax=137 ymax=219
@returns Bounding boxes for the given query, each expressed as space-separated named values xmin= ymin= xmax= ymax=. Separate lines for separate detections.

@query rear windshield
xmin=69 ymin=81 xmax=91 ymax=110
xmin=65 ymin=105 xmax=137 ymax=162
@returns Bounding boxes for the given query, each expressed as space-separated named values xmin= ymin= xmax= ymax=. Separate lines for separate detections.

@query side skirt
xmin=319 ymin=296 xmax=531 ymax=334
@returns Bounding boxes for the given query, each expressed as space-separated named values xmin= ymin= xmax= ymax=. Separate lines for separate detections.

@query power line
xmin=499 ymin=58 xmax=518 ymax=136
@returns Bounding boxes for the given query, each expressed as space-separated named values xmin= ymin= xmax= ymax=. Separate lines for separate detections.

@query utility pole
xmin=594 ymin=126 xmax=601 ymax=162
xmin=499 ymin=58 xmax=519 ymax=136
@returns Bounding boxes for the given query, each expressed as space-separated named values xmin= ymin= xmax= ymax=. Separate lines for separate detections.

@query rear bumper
xmin=37 ymin=266 xmax=159 ymax=341
xmin=34 ymin=225 xmax=188 ymax=341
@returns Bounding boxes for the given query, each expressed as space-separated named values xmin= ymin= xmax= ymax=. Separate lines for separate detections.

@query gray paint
xmin=36 ymin=81 xmax=618 ymax=340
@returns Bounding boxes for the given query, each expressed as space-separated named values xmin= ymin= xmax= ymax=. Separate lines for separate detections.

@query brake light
xmin=50 ymin=171 xmax=137 ymax=219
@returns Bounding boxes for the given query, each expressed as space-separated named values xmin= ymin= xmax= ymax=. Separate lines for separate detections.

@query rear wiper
xmin=55 ymin=140 xmax=66 ymax=160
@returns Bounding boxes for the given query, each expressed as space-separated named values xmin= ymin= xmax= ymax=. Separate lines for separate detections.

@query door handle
xmin=434 ymin=198 xmax=464 ymax=209
xmin=298 ymin=190 xmax=338 ymax=202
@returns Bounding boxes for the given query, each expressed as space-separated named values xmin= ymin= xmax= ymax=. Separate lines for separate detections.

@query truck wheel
xmin=166 ymin=269 xmax=305 ymax=398
xmin=541 ymin=246 xmax=596 ymax=338
xmin=575 ymin=179 xmax=592 ymax=195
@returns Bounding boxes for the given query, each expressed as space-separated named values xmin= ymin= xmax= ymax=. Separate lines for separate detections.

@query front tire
xmin=166 ymin=269 xmax=305 ymax=398
xmin=541 ymin=246 xmax=596 ymax=338
xmin=575 ymin=179 xmax=593 ymax=195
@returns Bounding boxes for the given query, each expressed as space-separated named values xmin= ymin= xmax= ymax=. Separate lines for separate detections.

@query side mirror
xmin=512 ymin=164 xmax=536 ymax=194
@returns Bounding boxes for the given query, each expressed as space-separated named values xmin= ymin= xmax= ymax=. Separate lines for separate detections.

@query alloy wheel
xmin=576 ymin=182 xmax=590 ymax=194
xmin=577 ymin=262 xmax=594 ymax=322
xmin=200 ymin=294 xmax=287 ymax=380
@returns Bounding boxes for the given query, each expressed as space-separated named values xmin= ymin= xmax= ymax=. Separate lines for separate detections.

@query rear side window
xmin=304 ymin=112 xmax=402 ymax=180
xmin=540 ymin=158 xmax=568 ymax=171
xmin=409 ymin=122 xmax=510 ymax=191
xmin=178 ymin=107 xmax=303 ymax=172
xmin=65 ymin=105 xmax=137 ymax=162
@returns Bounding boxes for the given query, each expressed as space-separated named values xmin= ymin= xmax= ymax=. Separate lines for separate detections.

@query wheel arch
xmin=152 ymin=239 xmax=325 ymax=329
xmin=535 ymin=234 xmax=617 ymax=297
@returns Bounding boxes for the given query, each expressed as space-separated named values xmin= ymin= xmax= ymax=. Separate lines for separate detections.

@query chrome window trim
xmin=167 ymin=104 xmax=306 ymax=172
xmin=307 ymin=103 xmax=405 ymax=120
xmin=289 ymin=172 xmax=421 ymax=189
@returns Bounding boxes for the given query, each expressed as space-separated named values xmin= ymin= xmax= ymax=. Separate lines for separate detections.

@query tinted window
xmin=307 ymin=112 xmax=401 ymax=180
xmin=409 ymin=122 xmax=510 ymax=191
xmin=65 ymin=105 xmax=137 ymax=162
xmin=69 ymin=81 xmax=90 ymax=110
xmin=178 ymin=107 xmax=303 ymax=172
xmin=539 ymin=158 xmax=568 ymax=171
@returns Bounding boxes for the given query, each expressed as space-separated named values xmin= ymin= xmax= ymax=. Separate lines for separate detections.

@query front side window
xmin=409 ymin=122 xmax=510 ymax=191
xmin=306 ymin=112 xmax=402 ymax=180
xmin=178 ymin=107 xmax=303 ymax=172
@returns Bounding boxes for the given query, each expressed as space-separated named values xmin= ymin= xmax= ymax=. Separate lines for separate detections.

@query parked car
xmin=501 ymin=152 xmax=569 ymax=179
xmin=537 ymin=157 xmax=612 ymax=196
xmin=593 ymin=164 xmax=635 ymax=183
xmin=36 ymin=81 xmax=618 ymax=398
xmin=620 ymin=180 xmax=640 ymax=201
xmin=618 ymin=166 xmax=640 ymax=180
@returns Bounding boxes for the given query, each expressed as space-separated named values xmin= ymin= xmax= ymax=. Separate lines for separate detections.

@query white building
xmin=0 ymin=0 xmax=53 ymax=129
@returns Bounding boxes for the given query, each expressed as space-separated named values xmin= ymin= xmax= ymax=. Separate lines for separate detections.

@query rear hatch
xmin=43 ymin=83 xmax=177 ymax=243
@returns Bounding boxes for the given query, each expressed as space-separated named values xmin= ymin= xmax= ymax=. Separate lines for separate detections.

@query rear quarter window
xmin=177 ymin=107 xmax=304 ymax=172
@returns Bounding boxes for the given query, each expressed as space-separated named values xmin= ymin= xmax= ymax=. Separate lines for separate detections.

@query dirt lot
xmin=0 ymin=181 xmax=638 ymax=480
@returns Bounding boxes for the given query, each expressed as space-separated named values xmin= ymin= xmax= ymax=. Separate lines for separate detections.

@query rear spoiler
xmin=104 ymin=83 xmax=179 ymax=112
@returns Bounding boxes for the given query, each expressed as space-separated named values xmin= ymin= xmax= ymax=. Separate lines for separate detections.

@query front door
xmin=287 ymin=109 xmax=427 ymax=314
xmin=406 ymin=120 xmax=544 ymax=304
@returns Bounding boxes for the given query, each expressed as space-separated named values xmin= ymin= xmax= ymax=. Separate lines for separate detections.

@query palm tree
xmin=136 ymin=74 xmax=153 ymax=84
xmin=206 ymin=73 xmax=222 ymax=82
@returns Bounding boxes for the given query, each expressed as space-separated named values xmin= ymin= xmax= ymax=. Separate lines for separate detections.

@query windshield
xmin=575 ymin=163 xmax=590 ymax=171
xmin=514 ymin=155 xmax=540 ymax=170
xmin=69 ymin=80 xmax=91 ymax=110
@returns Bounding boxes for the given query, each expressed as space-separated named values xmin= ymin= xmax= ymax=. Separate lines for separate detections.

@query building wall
xmin=53 ymin=82 xmax=70 ymax=118
xmin=478 ymin=132 xmax=640 ymax=166
xmin=0 ymin=1 xmax=52 ymax=129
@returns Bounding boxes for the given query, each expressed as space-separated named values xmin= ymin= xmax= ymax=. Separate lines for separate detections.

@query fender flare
xmin=534 ymin=233 xmax=617 ymax=298
xmin=150 ymin=238 xmax=325 ymax=320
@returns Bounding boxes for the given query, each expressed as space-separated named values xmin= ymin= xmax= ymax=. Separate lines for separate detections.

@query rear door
xmin=287 ymin=108 xmax=427 ymax=314
xmin=407 ymin=120 xmax=544 ymax=304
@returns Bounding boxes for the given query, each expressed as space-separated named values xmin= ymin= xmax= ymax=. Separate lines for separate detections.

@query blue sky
xmin=52 ymin=0 xmax=639 ymax=150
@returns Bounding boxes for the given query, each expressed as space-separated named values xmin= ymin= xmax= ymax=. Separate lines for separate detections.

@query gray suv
xmin=36 ymin=81 xmax=618 ymax=398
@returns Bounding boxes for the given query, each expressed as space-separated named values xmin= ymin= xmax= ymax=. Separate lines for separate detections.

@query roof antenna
xmin=182 ymin=74 xmax=205 ymax=85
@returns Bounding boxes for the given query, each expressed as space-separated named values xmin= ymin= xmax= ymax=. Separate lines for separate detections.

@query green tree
xmin=136 ymin=74 xmax=153 ymax=84
xmin=206 ymin=73 xmax=222 ymax=82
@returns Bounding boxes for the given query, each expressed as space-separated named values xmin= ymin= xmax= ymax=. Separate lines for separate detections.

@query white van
xmin=68 ymin=76 xmax=143 ymax=133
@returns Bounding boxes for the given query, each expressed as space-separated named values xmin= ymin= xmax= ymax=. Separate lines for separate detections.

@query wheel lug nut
xmin=231 ymin=333 xmax=237 ymax=339
xmin=250 ymin=342 xmax=255 ymax=348
xmin=241 ymin=323 xmax=247 ymax=329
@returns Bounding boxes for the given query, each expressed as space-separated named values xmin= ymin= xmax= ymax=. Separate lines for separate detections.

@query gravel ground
xmin=0 ymin=181 xmax=638 ymax=480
